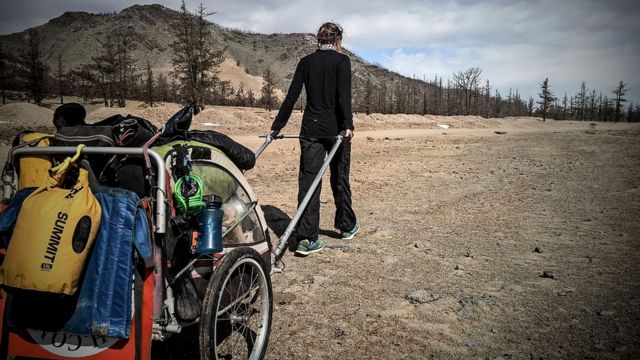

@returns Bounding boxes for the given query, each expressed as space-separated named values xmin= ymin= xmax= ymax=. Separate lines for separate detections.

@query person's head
xmin=317 ymin=22 xmax=343 ymax=51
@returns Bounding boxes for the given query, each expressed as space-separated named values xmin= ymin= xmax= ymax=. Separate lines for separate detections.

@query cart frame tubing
xmin=272 ymin=134 xmax=344 ymax=260
xmin=3 ymin=146 xmax=167 ymax=234
xmin=254 ymin=136 xmax=273 ymax=160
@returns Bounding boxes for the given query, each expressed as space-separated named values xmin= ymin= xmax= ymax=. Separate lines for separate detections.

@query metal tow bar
xmin=254 ymin=132 xmax=346 ymax=271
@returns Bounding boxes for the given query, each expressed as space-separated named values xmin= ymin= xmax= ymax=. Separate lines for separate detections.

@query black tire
xmin=199 ymin=248 xmax=272 ymax=360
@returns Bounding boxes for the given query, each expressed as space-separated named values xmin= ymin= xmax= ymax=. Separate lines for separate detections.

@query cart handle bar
xmin=5 ymin=147 xmax=167 ymax=234
xmin=255 ymin=133 xmax=345 ymax=160
xmin=258 ymin=134 xmax=342 ymax=139
xmin=272 ymin=131 xmax=345 ymax=262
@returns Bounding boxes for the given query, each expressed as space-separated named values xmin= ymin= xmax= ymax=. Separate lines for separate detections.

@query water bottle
xmin=194 ymin=195 xmax=224 ymax=254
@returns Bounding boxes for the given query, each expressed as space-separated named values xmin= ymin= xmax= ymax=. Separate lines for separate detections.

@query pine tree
xmin=577 ymin=82 xmax=587 ymax=121
xmin=144 ymin=61 xmax=154 ymax=107
xmin=56 ymin=53 xmax=64 ymax=104
xmin=236 ymin=81 xmax=247 ymax=106
xmin=507 ymin=88 xmax=513 ymax=117
xmin=115 ymin=35 xmax=137 ymax=107
xmin=0 ymin=43 xmax=7 ymax=105
xmin=247 ymin=88 xmax=256 ymax=107
xmin=261 ymin=68 xmax=276 ymax=111
xmin=537 ymin=78 xmax=556 ymax=122
xmin=171 ymin=1 xmax=225 ymax=111
xmin=612 ymin=81 xmax=629 ymax=122
xmin=483 ymin=80 xmax=491 ymax=117
xmin=18 ymin=29 xmax=49 ymax=105
xmin=91 ymin=35 xmax=118 ymax=106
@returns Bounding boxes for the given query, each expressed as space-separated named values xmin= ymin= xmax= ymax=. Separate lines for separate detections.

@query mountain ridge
xmin=0 ymin=4 xmax=431 ymax=107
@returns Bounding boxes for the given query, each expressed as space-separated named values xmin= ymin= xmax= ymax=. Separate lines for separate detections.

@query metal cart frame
xmin=0 ymin=132 xmax=345 ymax=359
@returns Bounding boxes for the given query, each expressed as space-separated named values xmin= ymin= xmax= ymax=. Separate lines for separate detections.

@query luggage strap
xmin=134 ymin=256 xmax=144 ymax=360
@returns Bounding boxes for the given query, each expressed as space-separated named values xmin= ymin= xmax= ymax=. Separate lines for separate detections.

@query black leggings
xmin=296 ymin=138 xmax=357 ymax=241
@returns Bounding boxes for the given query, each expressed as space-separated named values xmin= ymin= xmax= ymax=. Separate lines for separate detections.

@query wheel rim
xmin=213 ymin=257 xmax=270 ymax=360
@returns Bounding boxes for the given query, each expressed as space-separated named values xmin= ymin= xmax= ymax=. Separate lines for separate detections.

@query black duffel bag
xmin=51 ymin=110 xmax=160 ymax=197
xmin=93 ymin=114 xmax=159 ymax=197
xmin=94 ymin=114 xmax=158 ymax=147
xmin=156 ymin=105 xmax=256 ymax=170
xmin=50 ymin=125 xmax=116 ymax=178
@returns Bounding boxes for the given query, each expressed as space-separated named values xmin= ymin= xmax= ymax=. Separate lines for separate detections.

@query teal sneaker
xmin=295 ymin=239 xmax=325 ymax=256
xmin=341 ymin=223 xmax=360 ymax=240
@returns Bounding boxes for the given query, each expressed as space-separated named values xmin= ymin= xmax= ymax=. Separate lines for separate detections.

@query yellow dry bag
xmin=1 ymin=146 xmax=102 ymax=295
xmin=16 ymin=132 xmax=53 ymax=189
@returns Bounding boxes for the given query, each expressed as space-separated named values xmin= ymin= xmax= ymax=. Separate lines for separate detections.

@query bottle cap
xmin=203 ymin=194 xmax=222 ymax=205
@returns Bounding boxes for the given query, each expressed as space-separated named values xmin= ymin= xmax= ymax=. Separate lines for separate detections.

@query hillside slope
xmin=0 ymin=4 xmax=430 ymax=99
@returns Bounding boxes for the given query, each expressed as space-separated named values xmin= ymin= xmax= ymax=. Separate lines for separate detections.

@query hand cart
xmin=0 ymin=131 xmax=346 ymax=360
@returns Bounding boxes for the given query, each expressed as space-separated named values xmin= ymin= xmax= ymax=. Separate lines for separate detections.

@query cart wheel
xmin=199 ymin=248 xmax=272 ymax=360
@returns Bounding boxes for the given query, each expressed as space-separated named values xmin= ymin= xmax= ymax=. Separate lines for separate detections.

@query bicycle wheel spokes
xmin=201 ymin=248 xmax=272 ymax=360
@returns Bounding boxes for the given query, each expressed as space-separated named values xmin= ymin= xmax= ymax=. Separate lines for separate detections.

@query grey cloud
xmin=1 ymin=0 xmax=639 ymax=103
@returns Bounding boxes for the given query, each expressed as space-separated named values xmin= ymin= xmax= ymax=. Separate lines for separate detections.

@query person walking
xmin=269 ymin=22 xmax=359 ymax=256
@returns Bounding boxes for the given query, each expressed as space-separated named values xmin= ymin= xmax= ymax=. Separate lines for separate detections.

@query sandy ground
xmin=248 ymin=125 xmax=640 ymax=360
xmin=1 ymin=102 xmax=639 ymax=359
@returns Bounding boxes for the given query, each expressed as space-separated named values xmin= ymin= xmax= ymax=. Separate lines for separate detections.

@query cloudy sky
xmin=2 ymin=0 xmax=640 ymax=105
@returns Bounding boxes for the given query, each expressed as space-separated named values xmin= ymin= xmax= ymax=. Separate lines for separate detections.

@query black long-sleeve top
xmin=271 ymin=49 xmax=354 ymax=137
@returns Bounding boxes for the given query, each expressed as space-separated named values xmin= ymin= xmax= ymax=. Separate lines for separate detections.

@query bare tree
xmin=452 ymin=67 xmax=482 ymax=115
xmin=537 ymin=78 xmax=556 ymax=122
xmin=437 ymin=77 xmax=443 ymax=115
xmin=364 ymin=77 xmax=373 ymax=115
xmin=596 ymin=92 xmax=603 ymax=121
xmin=612 ymin=80 xmax=629 ymax=122
xmin=494 ymin=89 xmax=502 ymax=117
xmin=588 ymin=89 xmax=597 ymax=120
xmin=574 ymin=82 xmax=588 ymax=121
xmin=380 ymin=82 xmax=388 ymax=114
xmin=156 ymin=73 xmax=169 ymax=102
xmin=410 ymin=76 xmax=416 ymax=114
xmin=422 ymin=83 xmax=428 ymax=115
xmin=603 ymin=96 xmax=612 ymax=121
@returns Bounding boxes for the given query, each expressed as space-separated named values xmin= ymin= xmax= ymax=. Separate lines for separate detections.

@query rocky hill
xmin=0 ymin=4 xmax=431 ymax=103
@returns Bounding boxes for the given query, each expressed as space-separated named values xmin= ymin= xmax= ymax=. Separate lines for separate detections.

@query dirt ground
xmin=250 ymin=125 xmax=640 ymax=360
xmin=1 ymin=102 xmax=640 ymax=359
